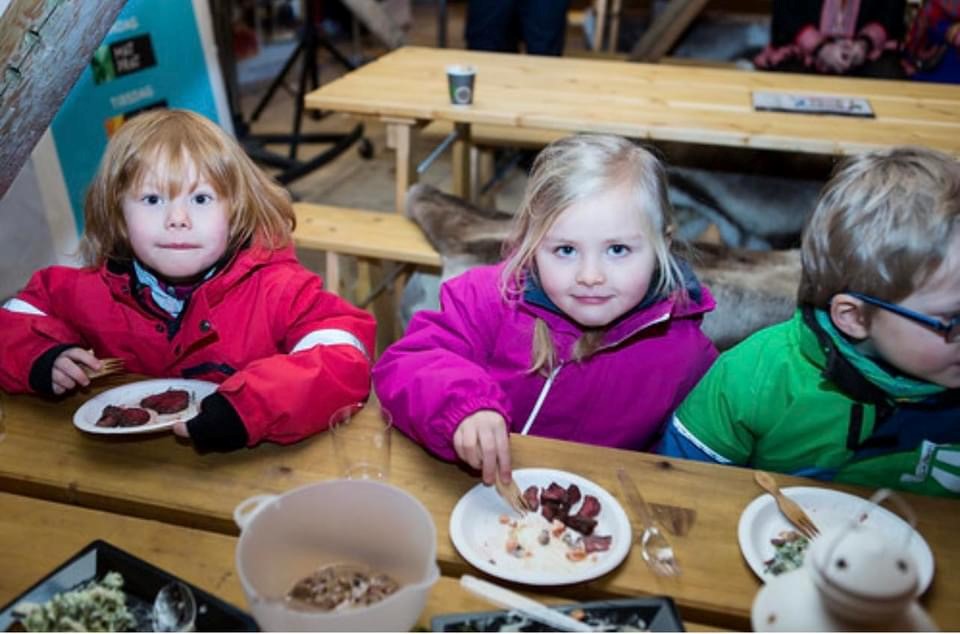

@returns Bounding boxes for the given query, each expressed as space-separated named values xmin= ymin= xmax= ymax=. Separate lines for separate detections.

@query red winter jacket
xmin=0 ymin=243 xmax=375 ymax=448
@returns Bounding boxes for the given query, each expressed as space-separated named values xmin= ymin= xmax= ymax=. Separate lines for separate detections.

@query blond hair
xmin=799 ymin=146 xmax=960 ymax=311
xmin=80 ymin=108 xmax=295 ymax=266
xmin=500 ymin=134 xmax=685 ymax=374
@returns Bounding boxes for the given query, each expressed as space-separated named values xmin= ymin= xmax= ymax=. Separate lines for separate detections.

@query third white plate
xmin=738 ymin=486 xmax=934 ymax=594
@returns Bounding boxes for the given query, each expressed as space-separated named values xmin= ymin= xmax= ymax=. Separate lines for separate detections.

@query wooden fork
xmin=754 ymin=470 xmax=820 ymax=539
xmin=494 ymin=471 xmax=530 ymax=516
xmin=83 ymin=358 xmax=125 ymax=380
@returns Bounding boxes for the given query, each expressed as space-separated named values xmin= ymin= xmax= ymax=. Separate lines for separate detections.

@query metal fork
xmin=83 ymin=358 xmax=125 ymax=380
xmin=494 ymin=471 xmax=530 ymax=516
xmin=616 ymin=468 xmax=681 ymax=577
xmin=754 ymin=471 xmax=820 ymax=539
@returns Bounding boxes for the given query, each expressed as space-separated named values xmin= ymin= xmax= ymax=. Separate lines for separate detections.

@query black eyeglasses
xmin=847 ymin=291 xmax=960 ymax=343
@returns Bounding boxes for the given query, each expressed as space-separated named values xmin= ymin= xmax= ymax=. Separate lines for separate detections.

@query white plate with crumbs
xmin=449 ymin=468 xmax=631 ymax=586
xmin=73 ymin=379 xmax=217 ymax=435
xmin=738 ymin=486 xmax=934 ymax=594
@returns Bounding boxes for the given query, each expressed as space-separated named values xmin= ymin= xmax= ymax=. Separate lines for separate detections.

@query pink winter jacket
xmin=373 ymin=263 xmax=718 ymax=461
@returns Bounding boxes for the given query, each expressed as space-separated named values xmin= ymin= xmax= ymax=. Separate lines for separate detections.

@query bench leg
xmin=325 ymin=252 xmax=342 ymax=295
xmin=473 ymin=146 xmax=496 ymax=209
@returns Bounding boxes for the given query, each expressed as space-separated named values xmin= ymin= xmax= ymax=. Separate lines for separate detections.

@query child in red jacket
xmin=0 ymin=109 xmax=375 ymax=452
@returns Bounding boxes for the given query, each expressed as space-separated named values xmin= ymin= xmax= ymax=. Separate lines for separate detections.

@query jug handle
xmin=233 ymin=493 xmax=277 ymax=531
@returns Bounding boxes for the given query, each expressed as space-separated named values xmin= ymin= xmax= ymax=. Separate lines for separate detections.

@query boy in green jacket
xmin=660 ymin=146 xmax=960 ymax=498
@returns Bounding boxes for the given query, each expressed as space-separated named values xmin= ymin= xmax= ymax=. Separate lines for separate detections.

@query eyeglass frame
xmin=846 ymin=291 xmax=960 ymax=342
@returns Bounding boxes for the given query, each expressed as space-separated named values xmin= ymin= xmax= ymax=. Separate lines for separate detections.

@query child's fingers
xmin=477 ymin=426 xmax=502 ymax=486
xmin=51 ymin=367 xmax=78 ymax=394
xmin=62 ymin=347 xmax=102 ymax=372
xmin=54 ymin=357 xmax=91 ymax=388
xmin=493 ymin=429 xmax=512 ymax=484
xmin=453 ymin=425 xmax=482 ymax=471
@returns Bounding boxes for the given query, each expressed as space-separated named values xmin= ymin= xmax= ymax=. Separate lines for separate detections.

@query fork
xmin=754 ymin=471 xmax=820 ymax=539
xmin=616 ymin=468 xmax=681 ymax=577
xmin=83 ymin=358 xmax=125 ymax=380
xmin=494 ymin=470 xmax=530 ymax=516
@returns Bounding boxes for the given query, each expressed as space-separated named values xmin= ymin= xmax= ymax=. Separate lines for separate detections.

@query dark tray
xmin=0 ymin=540 xmax=257 ymax=632
xmin=431 ymin=596 xmax=685 ymax=632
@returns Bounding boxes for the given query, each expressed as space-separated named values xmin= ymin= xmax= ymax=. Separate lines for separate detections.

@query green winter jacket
xmin=662 ymin=309 xmax=960 ymax=498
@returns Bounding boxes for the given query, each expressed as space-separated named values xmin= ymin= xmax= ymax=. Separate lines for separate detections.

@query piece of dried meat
xmin=140 ymin=389 xmax=189 ymax=414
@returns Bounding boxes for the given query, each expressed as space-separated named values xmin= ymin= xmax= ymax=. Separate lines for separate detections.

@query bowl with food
xmin=233 ymin=479 xmax=439 ymax=631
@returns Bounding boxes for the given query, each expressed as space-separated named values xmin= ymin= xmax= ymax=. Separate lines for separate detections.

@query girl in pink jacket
xmin=0 ymin=109 xmax=375 ymax=452
xmin=374 ymin=135 xmax=718 ymax=484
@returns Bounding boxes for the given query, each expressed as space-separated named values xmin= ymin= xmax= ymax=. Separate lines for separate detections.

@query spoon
xmin=460 ymin=574 xmax=593 ymax=632
xmin=152 ymin=581 xmax=197 ymax=632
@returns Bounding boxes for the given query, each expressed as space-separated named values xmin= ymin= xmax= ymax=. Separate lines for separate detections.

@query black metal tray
xmin=431 ymin=596 xmax=685 ymax=632
xmin=0 ymin=540 xmax=257 ymax=631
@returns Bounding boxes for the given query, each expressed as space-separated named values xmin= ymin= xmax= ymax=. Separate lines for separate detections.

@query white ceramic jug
xmin=752 ymin=488 xmax=938 ymax=632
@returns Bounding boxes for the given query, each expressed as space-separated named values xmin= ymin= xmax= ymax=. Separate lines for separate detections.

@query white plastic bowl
xmin=234 ymin=480 xmax=440 ymax=631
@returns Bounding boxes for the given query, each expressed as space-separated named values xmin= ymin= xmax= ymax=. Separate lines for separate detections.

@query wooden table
xmin=4 ymin=492 xmax=723 ymax=630
xmin=1 ymin=384 xmax=959 ymax=630
xmin=305 ymin=46 xmax=960 ymax=212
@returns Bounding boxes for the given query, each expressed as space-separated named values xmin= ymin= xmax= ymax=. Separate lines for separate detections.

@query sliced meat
xmin=118 ymin=407 xmax=151 ymax=426
xmin=96 ymin=405 xmax=151 ymax=427
xmin=140 ymin=389 xmax=190 ymax=414
xmin=541 ymin=482 xmax=569 ymax=505
xmin=540 ymin=500 xmax=565 ymax=522
xmin=96 ymin=405 xmax=125 ymax=427
xmin=565 ymin=484 xmax=581 ymax=506
xmin=564 ymin=514 xmax=597 ymax=536
xmin=522 ymin=485 xmax=540 ymax=512
xmin=578 ymin=495 xmax=602 ymax=518
xmin=582 ymin=534 xmax=612 ymax=553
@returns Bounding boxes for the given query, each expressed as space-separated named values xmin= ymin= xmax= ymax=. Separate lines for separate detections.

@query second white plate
xmin=449 ymin=467 xmax=632 ymax=586
xmin=73 ymin=379 xmax=217 ymax=435
xmin=738 ymin=486 xmax=935 ymax=594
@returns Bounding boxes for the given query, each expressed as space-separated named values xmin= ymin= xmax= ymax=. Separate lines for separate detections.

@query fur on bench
xmin=403 ymin=184 xmax=801 ymax=350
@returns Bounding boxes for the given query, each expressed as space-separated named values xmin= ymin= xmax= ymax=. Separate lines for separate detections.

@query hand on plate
xmin=172 ymin=421 xmax=190 ymax=439
xmin=51 ymin=347 xmax=101 ymax=395
xmin=454 ymin=410 xmax=512 ymax=486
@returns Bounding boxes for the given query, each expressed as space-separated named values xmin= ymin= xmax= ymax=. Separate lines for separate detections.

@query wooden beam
xmin=0 ymin=0 xmax=126 ymax=199
xmin=628 ymin=0 xmax=709 ymax=62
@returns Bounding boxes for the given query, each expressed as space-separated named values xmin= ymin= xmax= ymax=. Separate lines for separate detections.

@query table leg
xmin=452 ymin=122 xmax=472 ymax=201
xmin=390 ymin=121 xmax=417 ymax=214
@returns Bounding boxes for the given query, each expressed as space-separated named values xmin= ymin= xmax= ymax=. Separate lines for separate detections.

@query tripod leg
xmin=317 ymin=34 xmax=358 ymax=71
xmin=288 ymin=42 xmax=313 ymax=160
xmin=250 ymin=40 xmax=304 ymax=122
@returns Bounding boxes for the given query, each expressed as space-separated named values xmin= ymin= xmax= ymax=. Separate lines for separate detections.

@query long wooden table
xmin=1 ymin=383 xmax=958 ymax=630
xmin=305 ymin=46 xmax=960 ymax=212
xmin=3 ymin=492 xmax=721 ymax=630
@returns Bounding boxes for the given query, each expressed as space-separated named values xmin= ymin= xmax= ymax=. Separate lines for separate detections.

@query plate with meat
xmin=73 ymin=379 xmax=217 ymax=435
xmin=449 ymin=468 xmax=631 ymax=585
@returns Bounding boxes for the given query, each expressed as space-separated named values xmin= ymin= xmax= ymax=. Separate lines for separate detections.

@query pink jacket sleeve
xmin=373 ymin=268 xmax=511 ymax=461
xmin=218 ymin=272 xmax=376 ymax=447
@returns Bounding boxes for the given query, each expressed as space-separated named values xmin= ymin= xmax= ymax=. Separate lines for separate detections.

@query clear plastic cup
xmin=329 ymin=403 xmax=392 ymax=480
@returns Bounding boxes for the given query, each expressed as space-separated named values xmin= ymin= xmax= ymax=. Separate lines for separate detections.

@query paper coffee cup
xmin=446 ymin=64 xmax=476 ymax=106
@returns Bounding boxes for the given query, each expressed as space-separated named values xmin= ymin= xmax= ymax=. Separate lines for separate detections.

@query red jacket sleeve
xmin=0 ymin=267 xmax=88 ymax=392
xmin=216 ymin=271 xmax=376 ymax=446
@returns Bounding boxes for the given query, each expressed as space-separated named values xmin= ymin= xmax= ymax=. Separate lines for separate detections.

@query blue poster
xmin=50 ymin=0 xmax=230 ymax=232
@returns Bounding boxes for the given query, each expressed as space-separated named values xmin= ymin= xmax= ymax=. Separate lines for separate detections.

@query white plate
xmin=73 ymin=379 xmax=217 ymax=435
xmin=738 ymin=486 xmax=935 ymax=594
xmin=449 ymin=468 xmax=632 ymax=586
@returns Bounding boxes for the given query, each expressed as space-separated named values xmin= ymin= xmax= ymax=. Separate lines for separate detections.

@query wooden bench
xmin=293 ymin=203 xmax=441 ymax=349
